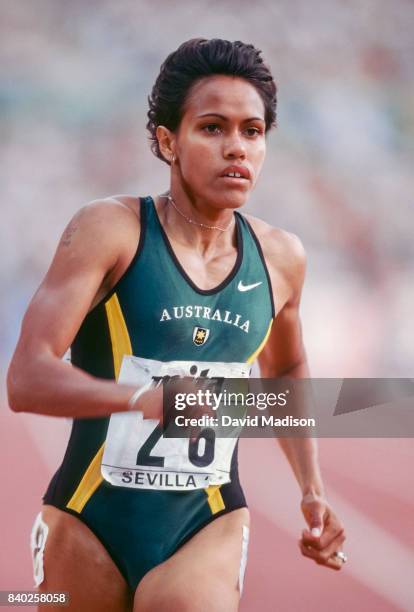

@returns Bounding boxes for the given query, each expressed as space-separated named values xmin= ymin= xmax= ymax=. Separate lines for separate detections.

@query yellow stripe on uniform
xmin=203 ymin=320 xmax=274 ymax=512
xmin=246 ymin=319 xmax=273 ymax=364
xmin=66 ymin=444 xmax=105 ymax=512
xmin=104 ymin=293 xmax=133 ymax=380
xmin=205 ymin=484 xmax=226 ymax=514
xmin=66 ymin=293 xmax=132 ymax=513
xmin=203 ymin=320 xmax=273 ymax=514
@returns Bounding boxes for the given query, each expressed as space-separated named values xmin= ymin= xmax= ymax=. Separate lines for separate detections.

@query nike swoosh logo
xmin=237 ymin=280 xmax=263 ymax=292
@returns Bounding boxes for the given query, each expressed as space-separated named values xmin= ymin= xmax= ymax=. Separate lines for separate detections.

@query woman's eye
xmin=203 ymin=124 xmax=222 ymax=134
xmin=245 ymin=127 xmax=261 ymax=137
xmin=202 ymin=124 xmax=262 ymax=136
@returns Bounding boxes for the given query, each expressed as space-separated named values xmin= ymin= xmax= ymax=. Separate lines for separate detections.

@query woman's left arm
xmin=257 ymin=229 xmax=346 ymax=571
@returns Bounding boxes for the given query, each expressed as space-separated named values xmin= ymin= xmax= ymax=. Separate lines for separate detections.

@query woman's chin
xmin=209 ymin=188 xmax=250 ymax=210
xmin=221 ymin=194 xmax=249 ymax=210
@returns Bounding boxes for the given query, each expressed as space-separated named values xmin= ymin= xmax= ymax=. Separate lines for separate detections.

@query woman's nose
xmin=223 ymin=134 xmax=246 ymax=160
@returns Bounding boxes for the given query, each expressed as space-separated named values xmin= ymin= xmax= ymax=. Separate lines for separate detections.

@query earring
xmin=171 ymin=154 xmax=176 ymax=164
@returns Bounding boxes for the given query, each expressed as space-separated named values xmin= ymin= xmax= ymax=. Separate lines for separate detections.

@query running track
xmin=1 ymin=402 xmax=413 ymax=611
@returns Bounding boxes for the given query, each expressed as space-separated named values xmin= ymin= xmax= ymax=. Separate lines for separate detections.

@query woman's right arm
xmin=7 ymin=198 xmax=157 ymax=419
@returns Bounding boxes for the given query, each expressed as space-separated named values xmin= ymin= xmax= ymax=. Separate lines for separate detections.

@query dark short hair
xmin=146 ymin=38 xmax=277 ymax=164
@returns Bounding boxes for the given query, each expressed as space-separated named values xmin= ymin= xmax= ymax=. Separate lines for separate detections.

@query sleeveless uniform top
xmin=43 ymin=195 xmax=275 ymax=511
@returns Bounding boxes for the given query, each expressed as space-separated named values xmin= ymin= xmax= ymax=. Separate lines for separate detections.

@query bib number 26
xmin=136 ymin=423 xmax=216 ymax=468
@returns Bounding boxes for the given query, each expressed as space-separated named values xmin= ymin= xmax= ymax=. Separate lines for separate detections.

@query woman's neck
xmin=155 ymin=192 xmax=237 ymax=255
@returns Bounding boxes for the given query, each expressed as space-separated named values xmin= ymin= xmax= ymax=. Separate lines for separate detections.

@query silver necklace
xmin=163 ymin=194 xmax=234 ymax=232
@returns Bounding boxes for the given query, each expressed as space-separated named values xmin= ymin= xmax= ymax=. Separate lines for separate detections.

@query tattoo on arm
xmin=61 ymin=223 xmax=78 ymax=247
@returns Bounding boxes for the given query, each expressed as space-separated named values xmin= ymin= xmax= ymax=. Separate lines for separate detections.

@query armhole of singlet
xmin=85 ymin=196 xmax=148 ymax=314
xmin=240 ymin=215 xmax=276 ymax=319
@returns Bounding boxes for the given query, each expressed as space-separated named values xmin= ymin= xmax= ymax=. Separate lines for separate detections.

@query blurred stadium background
xmin=1 ymin=1 xmax=413 ymax=610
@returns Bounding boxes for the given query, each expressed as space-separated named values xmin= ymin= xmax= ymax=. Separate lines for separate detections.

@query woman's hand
xmin=131 ymin=382 xmax=165 ymax=420
xmin=299 ymin=491 xmax=346 ymax=570
xmin=130 ymin=378 xmax=216 ymax=428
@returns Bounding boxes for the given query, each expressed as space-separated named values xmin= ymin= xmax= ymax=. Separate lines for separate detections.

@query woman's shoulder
xmin=80 ymin=193 xmax=141 ymax=224
xmin=60 ymin=193 xmax=142 ymax=274
xmin=241 ymin=212 xmax=306 ymax=267
xmin=241 ymin=212 xmax=307 ymax=303
xmin=67 ymin=194 xmax=142 ymax=249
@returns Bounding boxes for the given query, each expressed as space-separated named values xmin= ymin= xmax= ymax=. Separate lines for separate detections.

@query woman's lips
xmin=220 ymin=165 xmax=251 ymax=179
xmin=220 ymin=175 xmax=250 ymax=185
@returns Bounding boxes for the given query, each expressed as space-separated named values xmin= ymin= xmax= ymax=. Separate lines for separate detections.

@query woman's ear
xmin=156 ymin=125 xmax=176 ymax=164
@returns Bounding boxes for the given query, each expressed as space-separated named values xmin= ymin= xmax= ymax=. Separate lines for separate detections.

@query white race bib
xmin=101 ymin=355 xmax=250 ymax=491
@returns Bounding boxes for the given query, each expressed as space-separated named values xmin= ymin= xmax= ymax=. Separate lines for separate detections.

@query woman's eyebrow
xmin=196 ymin=112 xmax=265 ymax=122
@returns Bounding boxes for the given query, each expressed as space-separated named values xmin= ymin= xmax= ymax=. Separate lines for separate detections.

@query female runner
xmin=8 ymin=38 xmax=346 ymax=611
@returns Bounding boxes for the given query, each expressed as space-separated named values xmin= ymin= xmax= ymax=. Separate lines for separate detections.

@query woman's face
xmin=172 ymin=75 xmax=267 ymax=210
